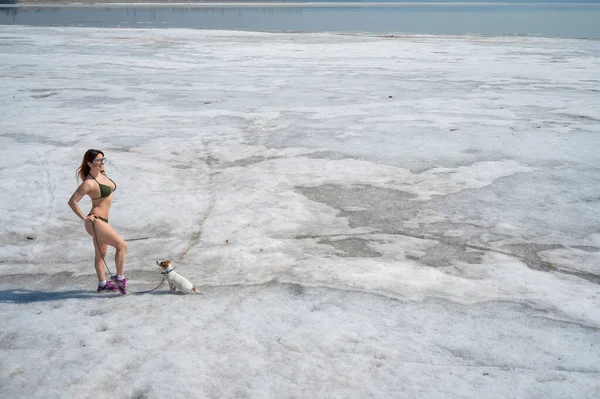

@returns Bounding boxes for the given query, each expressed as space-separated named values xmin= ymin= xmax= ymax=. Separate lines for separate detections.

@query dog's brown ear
xmin=158 ymin=260 xmax=170 ymax=269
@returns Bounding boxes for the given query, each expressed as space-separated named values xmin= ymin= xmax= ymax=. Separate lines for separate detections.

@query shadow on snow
xmin=0 ymin=288 xmax=172 ymax=303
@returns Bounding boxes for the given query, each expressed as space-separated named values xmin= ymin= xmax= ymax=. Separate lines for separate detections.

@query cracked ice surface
xmin=1 ymin=27 xmax=599 ymax=397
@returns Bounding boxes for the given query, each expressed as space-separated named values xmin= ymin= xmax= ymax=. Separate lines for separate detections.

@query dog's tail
xmin=191 ymin=287 xmax=204 ymax=295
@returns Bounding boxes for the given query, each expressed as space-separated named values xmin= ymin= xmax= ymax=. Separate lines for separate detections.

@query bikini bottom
xmin=88 ymin=214 xmax=108 ymax=223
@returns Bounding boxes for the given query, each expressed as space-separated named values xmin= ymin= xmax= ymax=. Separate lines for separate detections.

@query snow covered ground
xmin=1 ymin=26 xmax=599 ymax=398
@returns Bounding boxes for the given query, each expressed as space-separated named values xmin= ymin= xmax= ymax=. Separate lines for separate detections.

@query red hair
xmin=76 ymin=149 xmax=104 ymax=182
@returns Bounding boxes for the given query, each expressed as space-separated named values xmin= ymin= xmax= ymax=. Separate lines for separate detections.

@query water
xmin=1 ymin=3 xmax=600 ymax=38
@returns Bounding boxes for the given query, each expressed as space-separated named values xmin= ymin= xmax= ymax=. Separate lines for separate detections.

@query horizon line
xmin=4 ymin=1 xmax=600 ymax=8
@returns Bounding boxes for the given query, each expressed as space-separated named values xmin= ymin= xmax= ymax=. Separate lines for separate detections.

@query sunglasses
xmin=94 ymin=158 xmax=107 ymax=164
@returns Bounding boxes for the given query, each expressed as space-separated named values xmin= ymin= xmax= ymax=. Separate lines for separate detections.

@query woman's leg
xmin=92 ymin=239 xmax=109 ymax=282
xmin=85 ymin=219 xmax=127 ymax=277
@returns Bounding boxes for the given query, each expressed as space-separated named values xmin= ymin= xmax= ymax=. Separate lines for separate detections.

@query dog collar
xmin=161 ymin=269 xmax=174 ymax=275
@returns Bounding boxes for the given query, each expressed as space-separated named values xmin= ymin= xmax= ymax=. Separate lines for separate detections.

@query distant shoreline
xmin=5 ymin=1 xmax=600 ymax=7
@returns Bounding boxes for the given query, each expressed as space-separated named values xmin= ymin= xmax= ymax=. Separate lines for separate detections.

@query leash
xmin=92 ymin=220 xmax=165 ymax=294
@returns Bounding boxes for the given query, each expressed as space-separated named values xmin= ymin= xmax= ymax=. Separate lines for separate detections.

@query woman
xmin=68 ymin=149 xmax=128 ymax=294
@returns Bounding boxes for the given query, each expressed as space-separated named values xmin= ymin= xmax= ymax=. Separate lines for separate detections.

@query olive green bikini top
xmin=89 ymin=174 xmax=116 ymax=200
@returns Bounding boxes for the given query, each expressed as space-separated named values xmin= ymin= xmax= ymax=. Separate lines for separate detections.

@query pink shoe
xmin=111 ymin=276 xmax=127 ymax=295
xmin=97 ymin=280 xmax=118 ymax=292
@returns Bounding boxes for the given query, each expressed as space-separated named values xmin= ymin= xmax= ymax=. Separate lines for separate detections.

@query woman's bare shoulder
xmin=76 ymin=178 xmax=96 ymax=193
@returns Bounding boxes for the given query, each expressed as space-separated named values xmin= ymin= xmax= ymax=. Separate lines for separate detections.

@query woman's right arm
xmin=68 ymin=182 xmax=91 ymax=221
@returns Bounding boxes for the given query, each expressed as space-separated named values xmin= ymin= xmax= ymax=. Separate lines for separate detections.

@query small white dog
xmin=156 ymin=260 xmax=202 ymax=294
